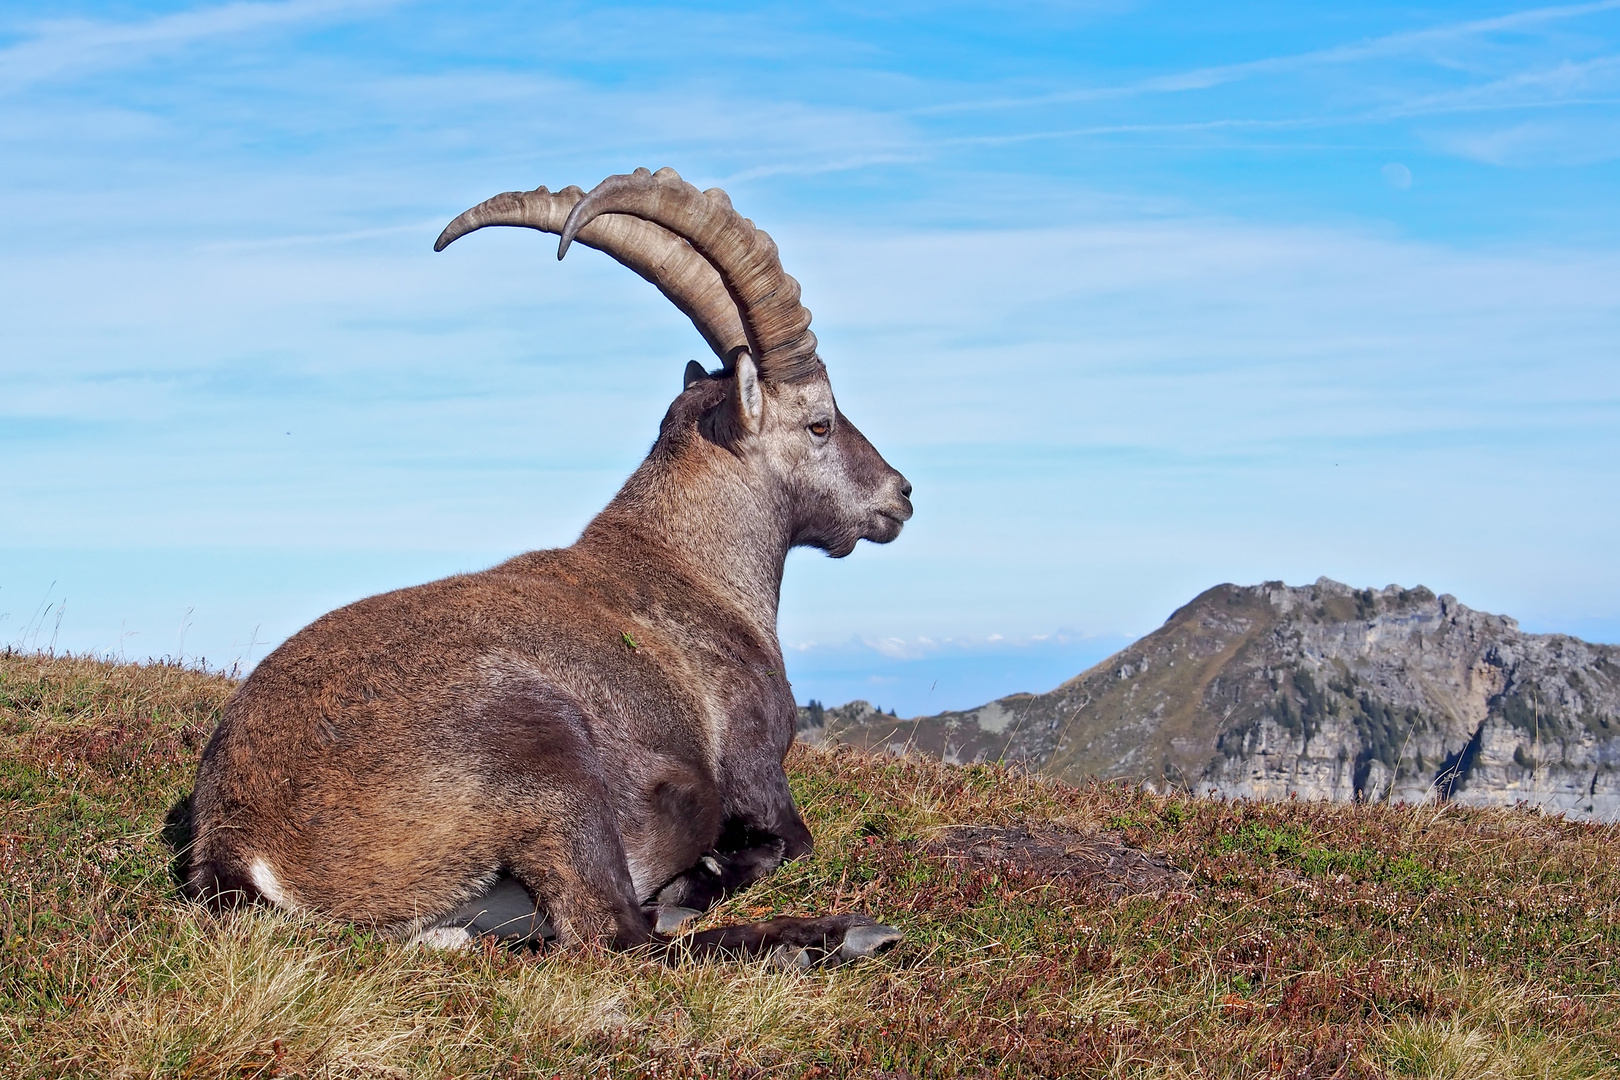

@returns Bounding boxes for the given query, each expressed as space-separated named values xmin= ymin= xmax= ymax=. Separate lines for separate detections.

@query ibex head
xmin=436 ymin=166 xmax=912 ymax=559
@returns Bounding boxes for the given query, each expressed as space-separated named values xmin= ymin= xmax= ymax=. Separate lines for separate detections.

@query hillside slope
xmin=808 ymin=579 xmax=1620 ymax=821
xmin=5 ymin=648 xmax=1620 ymax=1077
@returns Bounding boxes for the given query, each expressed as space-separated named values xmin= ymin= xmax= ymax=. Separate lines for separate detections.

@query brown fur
xmin=186 ymin=349 xmax=912 ymax=957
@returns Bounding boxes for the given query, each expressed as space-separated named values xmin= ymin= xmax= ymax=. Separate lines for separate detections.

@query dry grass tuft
xmin=1378 ymin=974 xmax=1614 ymax=1080
xmin=4 ymin=649 xmax=1619 ymax=1077
xmin=52 ymin=910 xmax=467 ymax=1078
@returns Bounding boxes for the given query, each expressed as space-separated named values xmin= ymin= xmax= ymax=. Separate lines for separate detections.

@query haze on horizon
xmin=3 ymin=1 xmax=1618 ymax=716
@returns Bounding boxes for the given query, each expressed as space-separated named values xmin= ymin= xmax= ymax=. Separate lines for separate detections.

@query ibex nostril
xmin=900 ymin=480 xmax=913 ymax=499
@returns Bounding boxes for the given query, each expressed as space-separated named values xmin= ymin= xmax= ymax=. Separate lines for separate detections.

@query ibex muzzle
xmin=184 ymin=168 xmax=911 ymax=962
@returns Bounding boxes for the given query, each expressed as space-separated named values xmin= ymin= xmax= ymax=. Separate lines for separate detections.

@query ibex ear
xmin=733 ymin=350 xmax=763 ymax=434
xmin=683 ymin=360 xmax=710 ymax=390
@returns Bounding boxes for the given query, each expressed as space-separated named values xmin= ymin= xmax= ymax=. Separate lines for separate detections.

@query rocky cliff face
xmin=802 ymin=579 xmax=1620 ymax=821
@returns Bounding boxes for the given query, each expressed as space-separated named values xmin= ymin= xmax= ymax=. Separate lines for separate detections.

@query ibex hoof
xmin=653 ymin=905 xmax=703 ymax=934
xmin=839 ymin=923 xmax=903 ymax=962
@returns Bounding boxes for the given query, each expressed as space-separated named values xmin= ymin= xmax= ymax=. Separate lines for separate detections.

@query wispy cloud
xmin=932 ymin=116 xmax=1335 ymax=150
xmin=902 ymin=50 xmax=1620 ymax=158
xmin=0 ymin=0 xmax=401 ymax=93
xmin=917 ymin=0 xmax=1620 ymax=115
xmin=1376 ymin=54 xmax=1620 ymax=119
xmin=720 ymin=151 xmax=926 ymax=183
xmin=920 ymin=84 xmax=1620 ymax=154
xmin=194 ymin=218 xmax=444 ymax=252
xmin=780 ymin=630 xmax=1134 ymax=713
xmin=1430 ymin=114 xmax=1620 ymax=165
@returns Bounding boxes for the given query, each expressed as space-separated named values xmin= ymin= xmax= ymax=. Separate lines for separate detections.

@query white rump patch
xmin=247 ymin=857 xmax=293 ymax=909
xmin=409 ymin=926 xmax=474 ymax=951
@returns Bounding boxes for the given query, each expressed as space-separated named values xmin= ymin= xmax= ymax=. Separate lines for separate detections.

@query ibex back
xmin=184 ymin=168 xmax=913 ymax=962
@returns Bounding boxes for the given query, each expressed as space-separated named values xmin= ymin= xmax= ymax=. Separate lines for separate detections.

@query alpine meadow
xmin=4 ymin=650 xmax=1620 ymax=1076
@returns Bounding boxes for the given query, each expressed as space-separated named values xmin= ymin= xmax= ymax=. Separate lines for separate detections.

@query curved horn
xmin=560 ymin=167 xmax=819 ymax=383
xmin=434 ymin=184 xmax=746 ymax=365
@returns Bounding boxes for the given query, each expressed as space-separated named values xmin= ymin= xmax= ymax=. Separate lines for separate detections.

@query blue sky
xmin=3 ymin=1 xmax=1618 ymax=715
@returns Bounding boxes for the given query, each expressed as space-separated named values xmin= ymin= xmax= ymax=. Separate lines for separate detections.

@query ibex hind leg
xmin=406 ymin=830 xmax=899 ymax=961
xmin=410 ymin=875 xmax=555 ymax=950
xmin=410 ymin=830 xmax=653 ymax=951
xmin=461 ymin=674 xmax=657 ymax=951
xmin=669 ymin=913 xmax=904 ymax=968
xmin=500 ymin=801 xmax=657 ymax=951
xmin=412 ymin=873 xmax=699 ymax=948
xmin=466 ymin=805 xmax=899 ymax=964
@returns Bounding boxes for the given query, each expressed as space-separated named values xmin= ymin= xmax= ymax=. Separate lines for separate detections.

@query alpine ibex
xmin=184 ymin=168 xmax=913 ymax=963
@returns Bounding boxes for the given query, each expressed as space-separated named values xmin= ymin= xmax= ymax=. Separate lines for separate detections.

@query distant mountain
xmin=799 ymin=579 xmax=1620 ymax=821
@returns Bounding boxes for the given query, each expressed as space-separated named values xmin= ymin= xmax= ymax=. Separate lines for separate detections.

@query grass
xmin=2 ymin=649 xmax=1619 ymax=1077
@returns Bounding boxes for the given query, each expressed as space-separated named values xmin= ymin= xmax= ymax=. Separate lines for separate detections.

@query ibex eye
xmin=808 ymin=421 xmax=830 ymax=438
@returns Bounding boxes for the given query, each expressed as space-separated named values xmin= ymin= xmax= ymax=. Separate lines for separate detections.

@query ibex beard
xmin=182 ymin=168 xmax=913 ymax=964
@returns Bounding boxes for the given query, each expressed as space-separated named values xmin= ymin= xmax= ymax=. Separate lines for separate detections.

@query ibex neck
xmin=579 ymin=449 xmax=790 ymax=642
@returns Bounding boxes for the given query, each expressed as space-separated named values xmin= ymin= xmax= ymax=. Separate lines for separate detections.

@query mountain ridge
xmin=800 ymin=578 xmax=1620 ymax=821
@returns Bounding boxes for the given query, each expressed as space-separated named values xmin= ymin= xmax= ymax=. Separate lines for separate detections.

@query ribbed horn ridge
xmin=434 ymin=184 xmax=746 ymax=365
xmin=560 ymin=167 xmax=819 ymax=383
